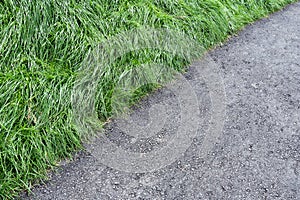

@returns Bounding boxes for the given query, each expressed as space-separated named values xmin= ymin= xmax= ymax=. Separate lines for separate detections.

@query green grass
xmin=0 ymin=0 xmax=297 ymax=198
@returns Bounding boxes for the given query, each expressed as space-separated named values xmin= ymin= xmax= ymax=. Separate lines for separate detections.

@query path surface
xmin=24 ymin=3 xmax=300 ymax=199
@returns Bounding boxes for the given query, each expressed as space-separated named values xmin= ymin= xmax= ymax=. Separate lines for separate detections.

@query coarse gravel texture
xmin=22 ymin=2 xmax=300 ymax=200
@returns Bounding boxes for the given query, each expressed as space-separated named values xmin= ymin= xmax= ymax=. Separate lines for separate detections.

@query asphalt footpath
xmin=23 ymin=2 xmax=300 ymax=199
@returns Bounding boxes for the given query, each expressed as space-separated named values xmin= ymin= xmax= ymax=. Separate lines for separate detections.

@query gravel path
xmin=23 ymin=2 xmax=300 ymax=199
